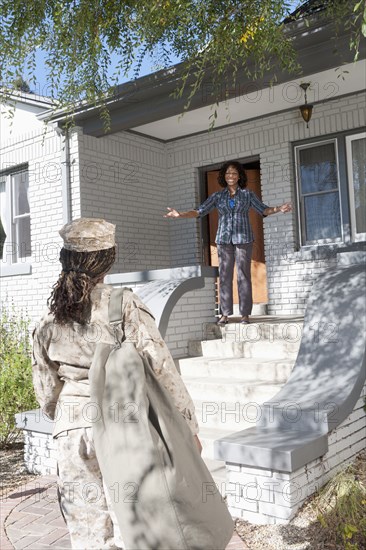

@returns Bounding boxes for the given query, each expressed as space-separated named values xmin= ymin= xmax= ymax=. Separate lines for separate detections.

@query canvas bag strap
xmin=108 ymin=287 xmax=131 ymax=345
xmin=108 ymin=287 xmax=126 ymax=324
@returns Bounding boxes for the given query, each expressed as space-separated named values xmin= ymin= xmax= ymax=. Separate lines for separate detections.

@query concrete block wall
xmin=225 ymin=382 xmax=366 ymax=525
xmin=0 ymin=128 xmax=64 ymax=323
xmin=166 ymin=91 xmax=365 ymax=314
xmin=77 ymin=131 xmax=171 ymax=273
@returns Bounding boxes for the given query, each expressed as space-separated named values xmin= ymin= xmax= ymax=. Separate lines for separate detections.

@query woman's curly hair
xmin=218 ymin=161 xmax=247 ymax=189
xmin=48 ymin=246 xmax=116 ymax=325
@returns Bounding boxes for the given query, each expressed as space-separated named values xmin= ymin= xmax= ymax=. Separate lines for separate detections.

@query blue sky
xmin=27 ymin=47 xmax=178 ymax=98
xmin=26 ymin=1 xmax=302 ymax=98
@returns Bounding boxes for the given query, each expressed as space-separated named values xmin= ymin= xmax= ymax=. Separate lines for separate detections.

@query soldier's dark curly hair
xmin=218 ymin=161 xmax=247 ymax=188
xmin=48 ymin=246 xmax=116 ymax=325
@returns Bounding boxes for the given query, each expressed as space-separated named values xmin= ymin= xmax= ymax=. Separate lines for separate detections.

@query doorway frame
xmin=197 ymin=155 xmax=261 ymax=267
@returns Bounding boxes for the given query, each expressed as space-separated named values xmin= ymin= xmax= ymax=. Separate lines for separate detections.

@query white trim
xmin=295 ymin=138 xmax=343 ymax=246
xmin=0 ymin=167 xmax=31 ymax=265
xmin=0 ymin=262 xmax=32 ymax=277
xmin=132 ymin=60 xmax=366 ymax=140
xmin=346 ymin=132 xmax=366 ymax=242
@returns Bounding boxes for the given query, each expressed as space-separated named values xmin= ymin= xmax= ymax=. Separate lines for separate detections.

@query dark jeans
xmin=217 ymin=242 xmax=253 ymax=316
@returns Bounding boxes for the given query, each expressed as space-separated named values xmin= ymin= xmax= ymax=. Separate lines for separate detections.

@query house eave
xmin=39 ymin=13 xmax=364 ymax=137
xmin=1 ymin=90 xmax=55 ymax=109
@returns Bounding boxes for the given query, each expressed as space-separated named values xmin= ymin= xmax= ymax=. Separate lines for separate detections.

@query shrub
xmin=0 ymin=302 xmax=38 ymax=448
xmin=316 ymin=458 xmax=366 ymax=550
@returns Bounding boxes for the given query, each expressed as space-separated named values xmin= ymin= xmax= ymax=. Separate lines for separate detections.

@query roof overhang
xmin=41 ymin=13 xmax=366 ymax=141
xmin=2 ymin=90 xmax=55 ymax=109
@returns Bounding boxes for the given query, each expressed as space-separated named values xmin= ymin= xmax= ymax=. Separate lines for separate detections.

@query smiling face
xmin=225 ymin=165 xmax=240 ymax=191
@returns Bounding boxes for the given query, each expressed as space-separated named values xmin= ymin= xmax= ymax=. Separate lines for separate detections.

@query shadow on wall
xmin=266 ymin=263 xmax=366 ymax=431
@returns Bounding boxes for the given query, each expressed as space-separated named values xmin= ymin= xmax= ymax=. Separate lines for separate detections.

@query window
xmin=295 ymin=140 xmax=342 ymax=246
xmin=0 ymin=166 xmax=31 ymax=266
xmin=346 ymin=132 xmax=366 ymax=241
xmin=295 ymin=132 xmax=366 ymax=247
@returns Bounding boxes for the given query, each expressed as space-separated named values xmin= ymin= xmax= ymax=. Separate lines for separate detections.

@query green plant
xmin=315 ymin=462 xmax=366 ymax=549
xmin=0 ymin=302 xmax=38 ymax=448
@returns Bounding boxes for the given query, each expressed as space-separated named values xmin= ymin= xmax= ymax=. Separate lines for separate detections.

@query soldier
xmin=32 ymin=218 xmax=201 ymax=549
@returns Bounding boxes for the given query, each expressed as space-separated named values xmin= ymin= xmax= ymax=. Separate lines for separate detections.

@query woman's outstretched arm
xmin=263 ymin=202 xmax=292 ymax=216
xmin=164 ymin=207 xmax=199 ymax=219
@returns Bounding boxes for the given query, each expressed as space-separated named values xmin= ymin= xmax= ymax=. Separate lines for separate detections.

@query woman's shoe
xmin=217 ymin=316 xmax=229 ymax=325
xmin=240 ymin=316 xmax=249 ymax=324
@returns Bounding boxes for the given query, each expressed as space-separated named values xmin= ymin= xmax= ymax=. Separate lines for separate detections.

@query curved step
xmin=215 ymin=263 xmax=366 ymax=472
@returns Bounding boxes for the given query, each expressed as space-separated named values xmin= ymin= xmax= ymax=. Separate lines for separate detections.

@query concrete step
xmin=197 ymin=317 xmax=303 ymax=344
xmin=195 ymin=400 xmax=260 ymax=431
xmin=199 ymin=426 xmax=231 ymax=461
xmin=192 ymin=338 xmax=300 ymax=359
xmin=178 ymin=356 xmax=295 ymax=382
xmin=184 ymin=377 xmax=283 ymax=403
xmin=203 ymin=457 xmax=227 ymax=496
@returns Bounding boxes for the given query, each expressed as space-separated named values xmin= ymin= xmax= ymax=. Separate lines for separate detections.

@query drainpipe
xmin=57 ymin=126 xmax=71 ymax=224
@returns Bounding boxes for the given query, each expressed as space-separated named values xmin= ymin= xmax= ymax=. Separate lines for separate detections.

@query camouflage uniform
xmin=32 ymin=283 xmax=199 ymax=550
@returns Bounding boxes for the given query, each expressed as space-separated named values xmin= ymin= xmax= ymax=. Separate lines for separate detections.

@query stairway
xmin=176 ymin=316 xmax=303 ymax=490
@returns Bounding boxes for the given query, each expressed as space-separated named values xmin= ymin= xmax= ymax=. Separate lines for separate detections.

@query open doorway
xmin=202 ymin=159 xmax=268 ymax=310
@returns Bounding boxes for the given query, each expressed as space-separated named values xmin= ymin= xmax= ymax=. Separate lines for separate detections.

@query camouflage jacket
xmin=32 ymin=284 xmax=199 ymax=437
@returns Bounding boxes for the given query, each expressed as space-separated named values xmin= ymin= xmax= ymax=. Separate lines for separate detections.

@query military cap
xmin=59 ymin=218 xmax=116 ymax=252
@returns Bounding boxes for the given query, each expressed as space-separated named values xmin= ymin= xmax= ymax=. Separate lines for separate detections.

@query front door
xmin=206 ymin=166 xmax=268 ymax=308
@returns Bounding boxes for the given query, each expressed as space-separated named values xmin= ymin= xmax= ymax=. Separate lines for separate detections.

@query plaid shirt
xmin=196 ymin=188 xmax=268 ymax=244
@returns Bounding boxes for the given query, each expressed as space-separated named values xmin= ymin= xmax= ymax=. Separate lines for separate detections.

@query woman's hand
xmin=164 ymin=207 xmax=180 ymax=218
xmin=279 ymin=202 xmax=292 ymax=213
xmin=194 ymin=434 xmax=203 ymax=455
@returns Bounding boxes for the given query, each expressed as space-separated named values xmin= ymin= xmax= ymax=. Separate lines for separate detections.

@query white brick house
xmin=5 ymin=6 xmax=366 ymax=526
xmin=1 ymin=6 xmax=365 ymax=327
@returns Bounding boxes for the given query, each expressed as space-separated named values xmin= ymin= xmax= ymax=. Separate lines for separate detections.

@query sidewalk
xmin=1 ymin=476 xmax=247 ymax=549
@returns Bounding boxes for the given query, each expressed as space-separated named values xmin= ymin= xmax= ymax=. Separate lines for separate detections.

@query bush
xmin=315 ymin=458 xmax=366 ymax=550
xmin=0 ymin=302 xmax=38 ymax=448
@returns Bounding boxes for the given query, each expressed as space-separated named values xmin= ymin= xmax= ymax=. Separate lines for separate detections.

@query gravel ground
xmin=0 ymin=441 xmax=40 ymax=498
xmin=1 ymin=442 xmax=365 ymax=549
xmin=235 ymin=450 xmax=366 ymax=550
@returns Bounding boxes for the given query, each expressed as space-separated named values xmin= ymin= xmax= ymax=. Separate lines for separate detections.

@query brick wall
xmin=225 ymin=382 xmax=366 ymax=525
xmin=24 ymin=430 xmax=57 ymax=476
xmin=0 ymin=129 xmax=64 ymax=323
xmin=1 ymin=92 xmax=364 ymax=324
xmin=20 ymin=378 xmax=365 ymax=525
xmin=166 ymin=91 xmax=365 ymax=314
xmin=76 ymin=131 xmax=170 ymax=273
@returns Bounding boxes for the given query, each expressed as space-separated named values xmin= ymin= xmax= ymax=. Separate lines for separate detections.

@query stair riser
xmin=218 ymin=322 xmax=303 ymax=343
xmin=186 ymin=383 xmax=282 ymax=403
xmin=192 ymin=321 xmax=303 ymax=347
xmin=200 ymin=340 xmax=299 ymax=359
xmin=196 ymin=408 xmax=259 ymax=431
xmin=179 ymin=360 xmax=293 ymax=382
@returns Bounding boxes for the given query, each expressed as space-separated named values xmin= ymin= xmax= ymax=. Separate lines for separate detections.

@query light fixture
xmin=299 ymin=83 xmax=313 ymax=128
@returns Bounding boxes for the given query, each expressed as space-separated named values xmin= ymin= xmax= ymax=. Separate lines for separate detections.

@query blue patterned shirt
xmin=196 ymin=188 xmax=268 ymax=244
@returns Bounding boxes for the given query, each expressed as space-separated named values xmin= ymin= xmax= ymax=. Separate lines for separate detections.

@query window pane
xmin=0 ymin=179 xmax=6 ymax=260
xmin=15 ymin=216 xmax=31 ymax=259
xmin=12 ymin=171 xmax=29 ymax=217
xmin=351 ymin=137 xmax=366 ymax=234
xmin=299 ymin=143 xmax=338 ymax=194
xmin=304 ymin=192 xmax=341 ymax=241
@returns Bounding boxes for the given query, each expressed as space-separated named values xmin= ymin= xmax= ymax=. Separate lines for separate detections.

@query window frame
xmin=294 ymin=138 xmax=344 ymax=247
xmin=345 ymin=131 xmax=366 ymax=242
xmin=0 ymin=164 xmax=32 ymax=277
